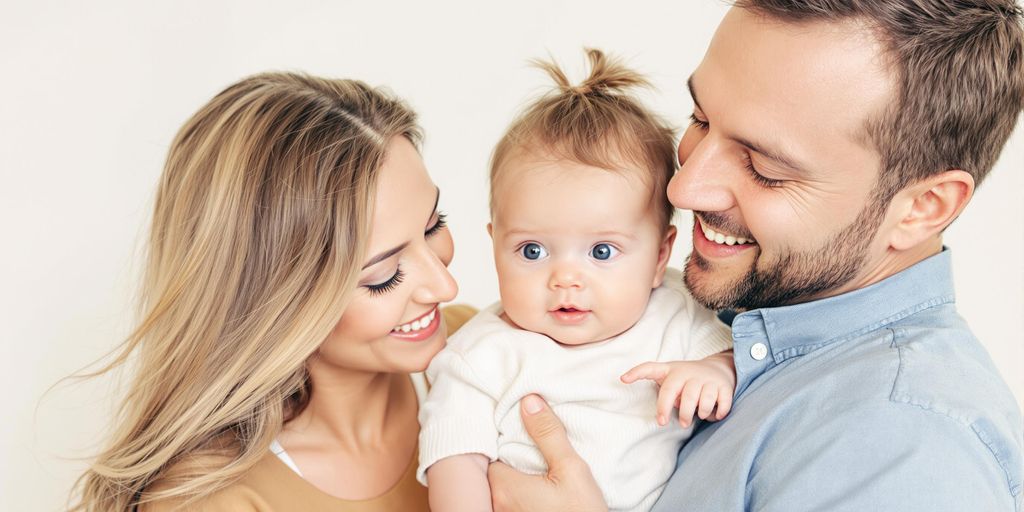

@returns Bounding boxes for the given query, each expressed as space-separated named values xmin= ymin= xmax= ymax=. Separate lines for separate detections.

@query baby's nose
xmin=548 ymin=266 xmax=584 ymax=290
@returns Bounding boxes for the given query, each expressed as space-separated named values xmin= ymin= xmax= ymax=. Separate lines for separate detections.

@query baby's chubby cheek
xmin=598 ymin=286 xmax=655 ymax=336
xmin=496 ymin=285 xmax=542 ymax=329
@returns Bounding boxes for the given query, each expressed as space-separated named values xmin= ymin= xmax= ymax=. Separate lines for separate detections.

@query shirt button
xmin=750 ymin=343 xmax=768 ymax=361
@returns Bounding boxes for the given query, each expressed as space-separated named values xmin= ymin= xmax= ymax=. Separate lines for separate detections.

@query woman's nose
xmin=413 ymin=245 xmax=458 ymax=304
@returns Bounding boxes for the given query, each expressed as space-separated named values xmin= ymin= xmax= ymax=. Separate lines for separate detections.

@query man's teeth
xmin=392 ymin=309 xmax=436 ymax=333
xmin=702 ymin=224 xmax=754 ymax=246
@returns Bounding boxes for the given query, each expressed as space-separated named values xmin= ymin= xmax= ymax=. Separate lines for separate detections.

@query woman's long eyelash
xmin=689 ymin=113 xmax=710 ymax=130
xmin=425 ymin=212 xmax=448 ymax=237
xmin=366 ymin=267 xmax=404 ymax=296
xmin=743 ymin=154 xmax=783 ymax=187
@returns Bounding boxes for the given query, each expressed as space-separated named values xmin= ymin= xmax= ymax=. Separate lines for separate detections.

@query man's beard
xmin=684 ymin=200 xmax=887 ymax=311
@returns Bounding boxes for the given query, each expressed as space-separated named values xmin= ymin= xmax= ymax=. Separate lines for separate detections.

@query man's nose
xmin=668 ymin=135 xmax=737 ymax=213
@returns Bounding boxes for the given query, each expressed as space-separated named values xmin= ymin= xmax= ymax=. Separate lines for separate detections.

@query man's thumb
xmin=520 ymin=394 xmax=580 ymax=471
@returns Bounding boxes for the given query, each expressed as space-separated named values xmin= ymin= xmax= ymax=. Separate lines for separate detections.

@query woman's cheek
xmin=332 ymin=294 xmax=395 ymax=343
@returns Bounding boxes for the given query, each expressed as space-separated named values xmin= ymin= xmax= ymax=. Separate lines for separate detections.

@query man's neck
xmin=801 ymin=238 xmax=944 ymax=305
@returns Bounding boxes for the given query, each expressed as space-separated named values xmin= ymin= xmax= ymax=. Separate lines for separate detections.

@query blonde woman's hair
xmin=489 ymin=48 xmax=677 ymax=230
xmin=70 ymin=72 xmax=421 ymax=511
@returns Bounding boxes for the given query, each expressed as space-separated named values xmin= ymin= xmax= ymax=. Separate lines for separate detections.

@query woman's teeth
xmin=702 ymin=224 xmax=755 ymax=246
xmin=392 ymin=309 xmax=436 ymax=333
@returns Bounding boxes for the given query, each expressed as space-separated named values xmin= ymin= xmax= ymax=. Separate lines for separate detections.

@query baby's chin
xmin=502 ymin=312 xmax=630 ymax=347
xmin=541 ymin=327 xmax=629 ymax=347
xmin=505 ymin=313 xmax=630 ymax=346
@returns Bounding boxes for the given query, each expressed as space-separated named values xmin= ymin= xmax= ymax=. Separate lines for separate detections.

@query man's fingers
xmin=621 ymin=362 xmax=668 ymax=384
xmin=488 ymin=461 xmax=538 ymax=511
xmin=519 ymin=394 xmax=581 ymax=473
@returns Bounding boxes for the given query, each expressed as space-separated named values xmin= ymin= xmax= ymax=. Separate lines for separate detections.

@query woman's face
xmin=317 ymin=136 xmax=458 ymax=374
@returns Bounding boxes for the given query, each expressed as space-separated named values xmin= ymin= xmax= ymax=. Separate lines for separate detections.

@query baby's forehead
xmin=491 ymin=156 xmax=661 ymax=226
xmin=492 ymin=151 xmax=658 ymax=199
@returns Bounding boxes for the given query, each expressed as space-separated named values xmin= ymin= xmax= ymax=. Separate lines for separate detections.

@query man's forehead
xmin=691 ymin=7 xmax=892 ymax=171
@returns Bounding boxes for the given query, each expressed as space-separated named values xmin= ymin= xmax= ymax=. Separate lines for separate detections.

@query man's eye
xmin=590 ymin=243 xmax=619 ymax=261
xmin=519 ymin=242 xmax=548 ymax=261
xmin=744 ymin=155 xmax=783 ymax=188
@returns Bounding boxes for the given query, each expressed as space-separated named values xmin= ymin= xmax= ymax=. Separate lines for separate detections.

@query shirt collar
xmin=727 ymin=248 xmax=956 ymax=393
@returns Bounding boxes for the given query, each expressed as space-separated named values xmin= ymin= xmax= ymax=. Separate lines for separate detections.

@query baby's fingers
xmin=621 ymin=362 xmax=669 ymax=385
xmin=696 ymin=385 xmax=720 ymax=420
xmin=676 ymin=383 xmax=702 ymax=428
xmin=656 ymin=379 xmax=685 ymax=426
xmin=715 ymin=387 xmax=735 ymax=420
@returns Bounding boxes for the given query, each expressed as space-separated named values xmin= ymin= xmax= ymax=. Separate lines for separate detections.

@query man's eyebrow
xmin=688 ymin=75 xmax=811 ymax=176
xmin=362 ymin=187 xmax=441 ymax=271
xmin=734 ymin=136 xmax=812 ymax=176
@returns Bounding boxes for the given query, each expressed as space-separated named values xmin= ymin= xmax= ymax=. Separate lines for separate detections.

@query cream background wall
xmin=2 ymin=1 xmax=1021 ymax=509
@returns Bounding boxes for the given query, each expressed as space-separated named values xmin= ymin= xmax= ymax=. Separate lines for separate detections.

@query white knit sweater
xmin=417 ymin=269 xmax=732 ymax=512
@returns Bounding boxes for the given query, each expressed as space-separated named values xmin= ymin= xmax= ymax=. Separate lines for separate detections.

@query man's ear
xmin=886 ymin=170 xmax=974 ymax=251
xmin=487 ymin=222 xmax=493 ymax=239
xmin=652 ymin=225 xmax=678 ymax=288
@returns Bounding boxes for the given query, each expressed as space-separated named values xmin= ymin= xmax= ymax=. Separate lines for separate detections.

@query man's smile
xmin=692 ymin=217 xmax=758 ymax=261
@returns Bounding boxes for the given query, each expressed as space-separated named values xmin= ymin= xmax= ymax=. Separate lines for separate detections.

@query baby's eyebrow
xmin=590 ymin=230 xmax=638 ymax=241
xmin=500 ymin=227 xmax=639 ymax=240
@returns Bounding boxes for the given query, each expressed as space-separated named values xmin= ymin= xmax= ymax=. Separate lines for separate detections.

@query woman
xmin=71 ymin=72 xmax=470 ymax=511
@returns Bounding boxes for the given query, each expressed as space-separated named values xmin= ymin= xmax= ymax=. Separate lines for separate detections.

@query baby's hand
xmin=621 ymin=351 xmax=736 ymax=428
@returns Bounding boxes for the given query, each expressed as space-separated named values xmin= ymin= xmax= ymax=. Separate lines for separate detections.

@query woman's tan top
xmin=140 ymin=304 xmax=477 ymax=512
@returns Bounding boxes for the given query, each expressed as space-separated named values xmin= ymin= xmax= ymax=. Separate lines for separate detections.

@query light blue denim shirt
xmin=653 ymin=249 xmax=1023 ymax=511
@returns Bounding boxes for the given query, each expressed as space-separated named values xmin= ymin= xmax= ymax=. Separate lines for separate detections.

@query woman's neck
xmin=282 ymin=361 xmax=415 ymax=451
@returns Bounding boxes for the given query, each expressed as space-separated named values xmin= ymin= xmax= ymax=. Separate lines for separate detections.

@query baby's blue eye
xmin=590 ymin=243 xmax=618 ymax=261
xmin=520 ymin=242 xmax=548 ymax=261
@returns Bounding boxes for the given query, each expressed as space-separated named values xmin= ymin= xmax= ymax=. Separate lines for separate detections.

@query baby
xmin=418 ymin=49 xmax=736 ymax=512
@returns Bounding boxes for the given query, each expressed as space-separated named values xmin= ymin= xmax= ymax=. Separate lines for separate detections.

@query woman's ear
xmin=652 ymin=225 xmax=677 ymax=288
xmin=487 ymin=222 xmax=493 ymax=239
xmin=886 ymin=170 xmax=974 ymax=251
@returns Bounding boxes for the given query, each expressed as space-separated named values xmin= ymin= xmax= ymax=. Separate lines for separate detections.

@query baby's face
xmin=489 ymin=155 xmax=674 ymax=345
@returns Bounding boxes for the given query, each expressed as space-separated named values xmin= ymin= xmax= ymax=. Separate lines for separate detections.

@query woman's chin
xmin=389 ymin=329 xmax=447 ymax=373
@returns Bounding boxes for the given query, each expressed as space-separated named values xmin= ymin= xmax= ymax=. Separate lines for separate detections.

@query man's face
xmin=670 ymin=8 xmax=896 ymax=310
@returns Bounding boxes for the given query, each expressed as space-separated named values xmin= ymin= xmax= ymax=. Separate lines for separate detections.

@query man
xmin=488 ymin=1 xmax=1024 ymax=510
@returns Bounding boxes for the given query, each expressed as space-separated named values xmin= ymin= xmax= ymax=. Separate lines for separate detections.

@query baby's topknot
xmin=490 ymin=47 xmax=678 ymax=232
xmin=533 ymin=48 xmax=651 ymax=99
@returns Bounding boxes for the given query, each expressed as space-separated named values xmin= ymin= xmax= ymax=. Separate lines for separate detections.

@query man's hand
xmin=487 ymin=394 xmax=608 ymax=512
xmin=621 ymin=350 xmax=736 ymax=428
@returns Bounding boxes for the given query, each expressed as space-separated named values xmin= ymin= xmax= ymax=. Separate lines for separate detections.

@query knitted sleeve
xmin=416 ymin=341 xmax=502 ymax=485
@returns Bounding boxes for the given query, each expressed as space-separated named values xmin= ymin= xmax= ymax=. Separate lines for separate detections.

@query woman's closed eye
xmin=689 ymin=112 xmax=710 ymax=131
xmin=425 ymin=212 xmax=447 ymax=237
xmin=365 ymin=267 xmax=405 ymax=296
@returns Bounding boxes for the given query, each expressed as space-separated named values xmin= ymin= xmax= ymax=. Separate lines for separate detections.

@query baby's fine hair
xmin=489 ymin=48 xmax=677 ymax=230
